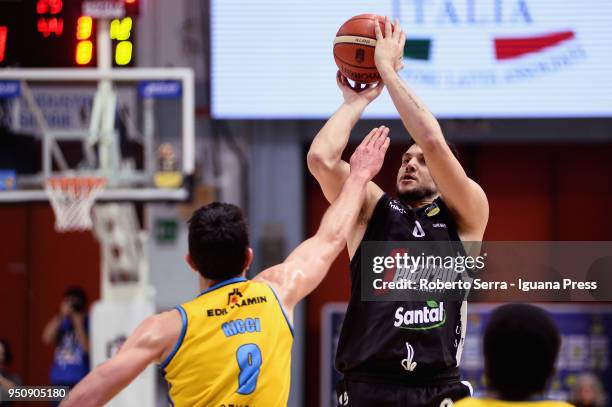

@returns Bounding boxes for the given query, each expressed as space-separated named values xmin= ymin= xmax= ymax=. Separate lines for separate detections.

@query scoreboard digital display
xmin=0 ymin=0 xmax=138 ymax=68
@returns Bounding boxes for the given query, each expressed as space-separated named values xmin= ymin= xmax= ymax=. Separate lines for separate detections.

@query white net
xmin=45 ymin=176 xmax=107 ymax=232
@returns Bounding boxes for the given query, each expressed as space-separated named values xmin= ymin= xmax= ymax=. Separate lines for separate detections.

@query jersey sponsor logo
xmin=440 ymin=398 xmax=454 ymax=407
xmin=222 ymin=318 xmax=261 ymax=337
xmin=219 ymin=404 xmax=251 ymax=407
xmin=389 ymin=200 xmax=407 ymax=214
xmin=412 ymin=220 xmax=426 ymax=238
xmin=425 ymin=204 xmax=440 ymax=217
xmin=401 ymin=342 xmax=417 ymax=372
xmin=394 ymin=301 xmax=446 ymax=330
xmin=207 ymin=308 xmax=229 ymax=316
xmin=207 ymin=289 xmax=268 ymax=316
xmin=227 ymin=288 xmax=267 ymax=309
xmin=432 ymin=222 xmax=447 ymax=228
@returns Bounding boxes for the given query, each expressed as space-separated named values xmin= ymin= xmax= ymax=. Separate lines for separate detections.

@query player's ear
xmin=185 ymin=253 xmax=198 ymax=273
xmin=243 ymin=248 xmax=254 ymax=273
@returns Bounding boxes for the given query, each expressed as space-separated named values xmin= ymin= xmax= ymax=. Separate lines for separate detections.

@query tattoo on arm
xmin=395 ymin=78 xmax=424 ymax=111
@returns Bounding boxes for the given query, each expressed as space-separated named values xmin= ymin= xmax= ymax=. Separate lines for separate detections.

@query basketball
xmin=333 ymin=14 xmax=390 ymax=84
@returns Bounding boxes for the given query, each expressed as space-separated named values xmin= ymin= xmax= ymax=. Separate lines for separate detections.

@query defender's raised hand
xmin=349 ymin=126 xmax=390 ymax=181
xmin=374 ymin=17 xmax=406 ymax=72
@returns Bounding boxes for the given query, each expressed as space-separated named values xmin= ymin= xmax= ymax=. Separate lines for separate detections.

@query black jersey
xmin=335 ymin=193 xmax=467 ymax=384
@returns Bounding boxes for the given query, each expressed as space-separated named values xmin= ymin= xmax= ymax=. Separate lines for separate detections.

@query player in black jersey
xmin=307 ymin=17 xmax=489 ymax=407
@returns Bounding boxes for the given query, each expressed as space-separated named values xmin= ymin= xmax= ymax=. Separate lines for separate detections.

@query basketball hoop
xmin=45 ymin=176 xmax=107 ymax=232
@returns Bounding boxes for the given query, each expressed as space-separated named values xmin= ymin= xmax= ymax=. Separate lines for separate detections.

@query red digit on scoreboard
xmin=49 ymin=17 xmax=63 ymax=36
xmin=49 ymin=0 xmax=63 ymax=14
xmin=36 ymin=0 xmax=63 ymax=15
xmin=36 ymin=0 xmax=48 ymax=14
xmin=37 ymin=17 xmax=49 ymax=37
xmin=37 ymin=17 xmax=63 ymax=37
xmin=0 ymin=26 xmax=7 ymax=64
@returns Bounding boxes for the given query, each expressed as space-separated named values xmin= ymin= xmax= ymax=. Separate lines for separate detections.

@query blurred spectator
xmin=568 ymin=373 xmax=607 ymax=407
xmin=456 ymin=304 xmax=573 ymax=406
xmin=0 ymin=339 xmax=21 ymax=407
xmin=42 ymin=287 xmax=90 ymax=389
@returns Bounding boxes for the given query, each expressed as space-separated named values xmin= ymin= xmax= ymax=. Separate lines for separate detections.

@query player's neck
xmin=199 ymin=274 xmax=247 ymax=291
xmin=402 ymin=195 xmax=438 ymax=209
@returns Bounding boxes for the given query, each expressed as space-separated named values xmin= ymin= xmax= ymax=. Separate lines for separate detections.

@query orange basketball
xmin=333 ymin=14 xmax=390 ymax=84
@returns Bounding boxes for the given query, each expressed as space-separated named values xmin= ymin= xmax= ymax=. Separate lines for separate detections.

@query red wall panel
xmin=476 ymin=145 xmax=557 ymax=240
xmin=555 ymin=145 xmax=612 ymax=240
xmin=0 ymin=204 xmax=100 ymax=388
xmin=0 ymin=206 xmax=28 ymax=383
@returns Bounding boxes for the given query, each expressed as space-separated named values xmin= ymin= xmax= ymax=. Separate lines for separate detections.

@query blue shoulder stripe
xmin=160 ymin=306 xmax=188 ymax=370
xmin=266 ymin=284 xmax=295 ymax=337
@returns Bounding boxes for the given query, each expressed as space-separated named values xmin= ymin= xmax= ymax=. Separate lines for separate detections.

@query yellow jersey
xmin=455 ymin=397 xmax=575 ymax=407
xmin=160 ymin=277 xmax=293 ymax=407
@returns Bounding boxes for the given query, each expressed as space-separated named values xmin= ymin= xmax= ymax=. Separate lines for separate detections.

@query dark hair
xmin=63 ymin=286 xmax=87 ymax=312
xmin=0 ymin=338 xmax=12 ymax=365
xmin=484 ymin=304 xmax=561 ymax=401
xmin=406 ymin=138 xmax=460 ymax=161
xmin=188 ymin=202 xmax=249 ymax=281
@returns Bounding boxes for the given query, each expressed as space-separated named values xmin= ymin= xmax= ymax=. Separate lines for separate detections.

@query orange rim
xmin=45 ymin=176 xmax=107 ymax=191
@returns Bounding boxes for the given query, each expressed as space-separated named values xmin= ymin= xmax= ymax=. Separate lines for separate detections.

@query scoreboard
xmin=0 ymin=0 xmax=139 ymax=68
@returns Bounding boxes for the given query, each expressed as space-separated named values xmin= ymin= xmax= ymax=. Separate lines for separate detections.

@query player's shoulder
xmin=139 ymin=309 xmax=184 ymax=346
xmin=253 ymin=267 xmax=288 ymax=299
xmin=156 ymin=308 xmax=184 ymax=325
xmin=145 ymin=309 xmax=185 ymax=364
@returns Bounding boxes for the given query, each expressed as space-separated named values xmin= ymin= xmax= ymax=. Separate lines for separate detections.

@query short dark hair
xmin=63 ymin=286 xmax=87 ymax=312
xmin=188 ymin=202 xmax=249 ymax=281
xmin=484 ymin=304 xmax=561 ymax=401
xmin=0 ymin=338 xmax=12 ymax=365
xmin=406 ymin=138 xmax=460 ymax=160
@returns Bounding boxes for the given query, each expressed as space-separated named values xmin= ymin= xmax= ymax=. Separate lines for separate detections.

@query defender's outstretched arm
xmin=257 ymin=127 xmax=390 ymax=313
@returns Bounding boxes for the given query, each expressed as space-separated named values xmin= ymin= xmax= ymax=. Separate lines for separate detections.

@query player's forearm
xmin=316 ymin=172 xmax=369 ymax=246
xmin=61 ymin=362 xmax=127 ymax=407
xmin=379 ymin=65 xmax=444 ymax=148
xmin=308 ymin=100 xmax=367 ymax=170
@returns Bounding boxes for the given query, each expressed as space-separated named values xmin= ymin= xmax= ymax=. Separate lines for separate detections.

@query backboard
xmin=0 ymin=67 xmax=195 ymax=202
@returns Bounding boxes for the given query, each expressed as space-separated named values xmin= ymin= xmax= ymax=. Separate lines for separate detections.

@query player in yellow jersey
xmin=61 ymin=126 xmax=391 ymax=407
xmin=456 ymin=304 xmax=574 ymax=407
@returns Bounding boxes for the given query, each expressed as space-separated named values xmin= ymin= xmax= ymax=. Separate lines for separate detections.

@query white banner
xmin=8 ymin=86 xmax=136 ymax=134
xmin=211 ymin=0 xmax=612 ymax=118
